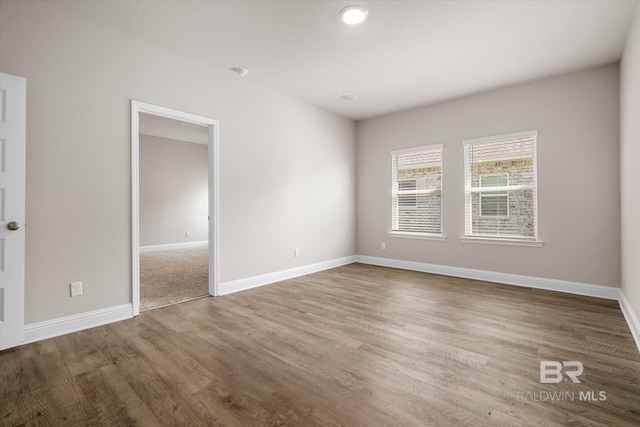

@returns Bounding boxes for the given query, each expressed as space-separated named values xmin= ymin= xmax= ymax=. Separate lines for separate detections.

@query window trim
xmin=391 ymin=143 xmax=444 ymax=237
xmin=462 ymin=129 xmax=542 ymax=245
xmin=391 ymin=143 xmax=444 ymax=156
xmin=462 ymin=129 xmax=538 ymax=146
xmin=388 ymin=231 xmax=446 ymax=241
xmin=460 ymin=236 xmax=543 ymax=247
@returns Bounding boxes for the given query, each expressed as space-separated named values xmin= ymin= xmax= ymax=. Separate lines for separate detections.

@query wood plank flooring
xmin=1 ymin=263 xmax=639 ymax=426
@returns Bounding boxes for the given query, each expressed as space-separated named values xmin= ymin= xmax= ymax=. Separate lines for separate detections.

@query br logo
xmin=540 ymin=361 xmax=583 ymax=383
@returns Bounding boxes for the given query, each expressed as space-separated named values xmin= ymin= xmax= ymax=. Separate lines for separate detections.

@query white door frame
xmin=131 ymin=100 xmax=220 ymax=316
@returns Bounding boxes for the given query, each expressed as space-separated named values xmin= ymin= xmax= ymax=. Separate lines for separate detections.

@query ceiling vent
xmin=336 ymin=92 xmax=357 ymax=101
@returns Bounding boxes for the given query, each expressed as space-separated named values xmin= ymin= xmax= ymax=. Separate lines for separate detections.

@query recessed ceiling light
xmin=340 ymin=5 xmax=368 ymax=25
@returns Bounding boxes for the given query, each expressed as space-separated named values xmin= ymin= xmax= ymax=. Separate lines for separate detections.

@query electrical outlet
xmin=381 ymin=242 xmax=386 ymax=250
xmin=70 ymin=281 xmax=83 ymax=297
xmin=294 ymin=248 xmax=300 ymax=257
xmin=186 ymin=231 xmax=191 ymax=237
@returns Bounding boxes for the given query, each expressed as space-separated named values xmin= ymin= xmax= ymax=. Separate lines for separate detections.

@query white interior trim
xmin=208 ymin=119 xmax=221 ymax=299
xmin=463 ymin=129 xmax=538 ymax=146
xmin=619 ymin=291 xmax=640 ymax=352
xmin=460 ymin=237 xmax=544 ymax=247
xmin=131 ymin=100 xmax=220 ymax=316
xmin=388 ymin=231 xmax=446 ymax=241
xmin=355 ymin=255 xmax=620 ymax=300
xmin=17 ymin=256 xmax=640 ymax=354
xmin=391 ymin=143 xmax=444 ymax=156
xmin=23 ymin=304 xmax=133 ymax=344
xmin=139 ymin=241 xmax=208 ymax=253
xmin=220 ymin=256 xmax=356 ymax=295
xmin=20 ymin=257 xmax=355 ymax=346
xmin=355 ymin=255 xmax=639 ymax=352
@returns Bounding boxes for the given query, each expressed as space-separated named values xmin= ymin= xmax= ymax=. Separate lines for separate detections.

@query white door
xmin=0 ymin=72 xmax=26 ymax=350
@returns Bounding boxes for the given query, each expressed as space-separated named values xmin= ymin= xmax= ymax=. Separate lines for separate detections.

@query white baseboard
xmin=355 ymin=255 xmax=621 ymax=300
xmin=356 ymin=255 xmax=640 ymax=352
xmin=20 ymin=255 xmax=355 ymax=346
xmin=220 ymin=256 xmax=356 ymax=295
xmin=140 ymin=241 xmax=208 ymax=253
xmin=619 ymin=291 xmax=640 ymax=352
xmin=18 ymin=255 xmax=640 ymax=354
xmin=23 ymin=303 xmax=133 ymax=345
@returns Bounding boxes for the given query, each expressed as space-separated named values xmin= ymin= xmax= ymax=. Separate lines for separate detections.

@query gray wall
xmin=357 ymin=65 xmax=620 ymax=287
xmin=1 ymin=1 xmax=356 ymax=323
xmin=139 ymin=134 xmax=209 ymax=247
xmin=621 ymin=7 xmax=640 ymax=320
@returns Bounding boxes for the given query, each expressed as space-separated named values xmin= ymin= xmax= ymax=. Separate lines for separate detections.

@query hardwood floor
xmin=1 ymin=263 xmax=639 ymax=426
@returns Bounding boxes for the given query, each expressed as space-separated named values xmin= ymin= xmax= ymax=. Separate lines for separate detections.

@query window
xmin=391 ymin=144 xmax=443 ymax=238
xmin=479 ymin=174 xmax=508 ymax=217
xmin=463 ymin=130 xmax=540 ymax=243
xmin=398 ymin=179 xmax=417 ymax=207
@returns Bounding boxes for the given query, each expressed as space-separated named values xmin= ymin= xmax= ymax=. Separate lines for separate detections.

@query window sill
xmin=460 ymin=237 xmax=543 ymax=247
xmin=388 ymin=231 xmax=446 ymax=241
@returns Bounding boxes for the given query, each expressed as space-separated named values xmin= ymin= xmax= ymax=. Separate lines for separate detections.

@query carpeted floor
xmin=139 ymin=246 xmax=209 ymax=311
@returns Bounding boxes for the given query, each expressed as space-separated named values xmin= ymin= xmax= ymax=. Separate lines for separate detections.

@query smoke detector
xmin=336 ymin=92 xmax=358 ymax=101
xmin=232 ymin=68 xmax=249 ymax=77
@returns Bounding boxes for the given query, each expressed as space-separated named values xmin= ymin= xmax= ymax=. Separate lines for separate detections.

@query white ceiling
xmin=52 ymin=0 xmax=638 ymax=121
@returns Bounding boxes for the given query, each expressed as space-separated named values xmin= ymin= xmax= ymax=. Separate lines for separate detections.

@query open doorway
xmin=131 ymin=101 xmax=219 ymax=316
xmin=139 ymin=114 xmax=208 ymax=310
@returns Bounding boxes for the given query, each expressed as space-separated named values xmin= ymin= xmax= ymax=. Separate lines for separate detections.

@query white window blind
xmin=391 ymin=144 xmax=443 ymax=235
xmin=463 ymin=131 xmax=537 ymax=240
xmin=480 ymin=174 xmax=509 ymax=217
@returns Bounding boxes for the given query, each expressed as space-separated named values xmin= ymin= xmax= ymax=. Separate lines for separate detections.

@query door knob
xmin=7 ymin=221 xmax=20 ymax=231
